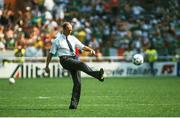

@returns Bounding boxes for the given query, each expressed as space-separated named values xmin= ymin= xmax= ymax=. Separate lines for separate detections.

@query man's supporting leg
xmin=69 ymin=70 xmax=81 ymax=109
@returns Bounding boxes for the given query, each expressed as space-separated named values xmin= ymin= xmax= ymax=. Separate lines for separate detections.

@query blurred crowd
xmin=0 ymin=0 xmax=179 ymax=61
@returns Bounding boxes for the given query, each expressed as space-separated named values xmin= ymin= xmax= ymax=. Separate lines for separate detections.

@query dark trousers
xmin=60 ymin=56 xmax=100 ymax=108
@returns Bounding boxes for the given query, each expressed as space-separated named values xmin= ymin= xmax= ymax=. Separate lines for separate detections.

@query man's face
xmin=64 ymin=23 xmax=72 ymax=35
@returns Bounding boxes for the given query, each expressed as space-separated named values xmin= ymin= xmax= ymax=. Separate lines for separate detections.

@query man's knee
xmin=78 ymin=61 xmax=88 ymax=69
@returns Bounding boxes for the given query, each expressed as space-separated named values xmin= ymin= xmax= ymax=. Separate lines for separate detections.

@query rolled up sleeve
xmin=74 ymin=36 xmax=85 ymax=50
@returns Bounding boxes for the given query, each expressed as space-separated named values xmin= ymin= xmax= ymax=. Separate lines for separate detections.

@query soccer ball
xmin=9 ymin=77 xmax=15 ymax=84
xmin=132 ymin=54 xmax=144 ymax=65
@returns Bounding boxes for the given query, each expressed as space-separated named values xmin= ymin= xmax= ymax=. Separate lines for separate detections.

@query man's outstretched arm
xmin=82 ymin=46 xmax=96 ymax=55
xmin=45 ymin=53 xmax=53 ymax=73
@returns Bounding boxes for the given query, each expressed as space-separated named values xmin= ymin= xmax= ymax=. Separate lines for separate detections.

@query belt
xmin=60 ymin=55 xmax=76 ymax=60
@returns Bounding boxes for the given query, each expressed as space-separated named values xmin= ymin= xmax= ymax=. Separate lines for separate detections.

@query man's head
xmin=63 ymin=22 xmax=72 ymax=36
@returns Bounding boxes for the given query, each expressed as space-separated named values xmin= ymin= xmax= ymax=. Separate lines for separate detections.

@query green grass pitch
xmin=0 ymin=76 xmax=180 ymax=117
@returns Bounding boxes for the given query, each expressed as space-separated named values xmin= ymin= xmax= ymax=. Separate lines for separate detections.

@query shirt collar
xmin=61 ymin=33 xmax=70 ymax=38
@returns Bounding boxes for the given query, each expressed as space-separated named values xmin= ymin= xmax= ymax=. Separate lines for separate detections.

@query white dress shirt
xmin=50 ymin=33 xmax=85 ymax=57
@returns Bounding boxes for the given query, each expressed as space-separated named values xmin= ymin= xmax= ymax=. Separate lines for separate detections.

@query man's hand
xmin=45 ymin=67 xmax=50 ymax=73
xmin=90 ymin=50 xmax=96 ymax=56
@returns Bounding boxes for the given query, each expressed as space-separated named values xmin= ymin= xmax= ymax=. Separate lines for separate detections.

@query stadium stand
xmin=0 ymin=0 xmax=179 ymax=61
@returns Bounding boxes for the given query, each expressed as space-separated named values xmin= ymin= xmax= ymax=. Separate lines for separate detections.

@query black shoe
xmin=98 ymin=68 xmax=104 ymax=82
xmin=69 ymin=105 xmax=77 ymax=109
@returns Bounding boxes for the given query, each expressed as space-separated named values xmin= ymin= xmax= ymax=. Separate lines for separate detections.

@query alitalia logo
xmin=11 ymin=63 xmax=69 ymax=78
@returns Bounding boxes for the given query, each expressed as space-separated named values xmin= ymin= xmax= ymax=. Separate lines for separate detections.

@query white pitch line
xmin=0 ymin=96 xmax=69 ymax=100
xmin=0 ymin=95 xmax=127 ymax=100
xmin=37 ymin=96 xmax=50 ymax=99
xmin=0 ymin=103 xmax=180 ymax=108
